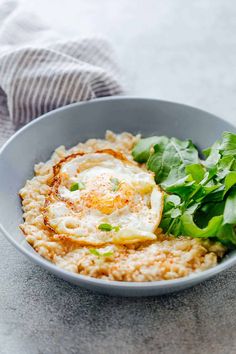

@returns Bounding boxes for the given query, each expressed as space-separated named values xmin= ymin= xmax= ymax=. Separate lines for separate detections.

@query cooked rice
xmin=19 ymin=131 xmax=226 ymax=282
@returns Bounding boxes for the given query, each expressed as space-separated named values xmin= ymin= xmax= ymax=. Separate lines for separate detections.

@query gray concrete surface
xmin=1 ymin=0 xmax=236 ymax=353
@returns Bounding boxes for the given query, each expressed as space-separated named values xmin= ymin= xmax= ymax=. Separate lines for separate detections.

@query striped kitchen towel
xmin=0 ymin=1 xmax=122 ymax=146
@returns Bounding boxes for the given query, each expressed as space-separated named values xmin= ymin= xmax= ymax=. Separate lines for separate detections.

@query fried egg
xmin=43 ymin=149 xmax=163 ymax=245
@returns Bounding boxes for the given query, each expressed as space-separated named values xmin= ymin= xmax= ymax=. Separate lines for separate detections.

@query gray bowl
xmin=0 ymin=97 xmax=235 ymax=296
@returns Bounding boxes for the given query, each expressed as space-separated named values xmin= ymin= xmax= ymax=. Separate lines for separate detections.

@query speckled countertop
xmin=1 ymin=1 xmax=236 ymax=353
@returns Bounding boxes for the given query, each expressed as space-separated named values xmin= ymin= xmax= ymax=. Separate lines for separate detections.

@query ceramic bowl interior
xmin=0 ymin=97 xmax=236 ymax=296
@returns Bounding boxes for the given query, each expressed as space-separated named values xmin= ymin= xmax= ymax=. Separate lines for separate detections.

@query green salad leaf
xmin=132 ymin=131 xmax=236 ymax=247
xmin=224 ymin=188 xmax=236 ymax=224
xmin=147 ymin=137 xmax=198 ymax=184
xmin=132 ymin=136 xmax=169 ymax=163
xmin=180 ymin=214 xmax=223 ymax=238
xmin=220 ymin=131 xmax=236 ymax=156
xmin=185 ymin=164 xmax=205 ymax=183
xmin=217 ymin=224 xmax=236 ymax=247
xmin=224 ymin=172 xmax=236 ymax=196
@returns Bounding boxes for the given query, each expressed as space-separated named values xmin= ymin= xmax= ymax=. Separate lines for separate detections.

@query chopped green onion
xmin=89 ymin=249 xmax=113 ymax=258
xmin=102 ymin=252 xmax=114 ymax=257
xmin=70 ymin=181 xmax=85 ymax=192
xmin=89 ymin=249 xmax=100 ymax=256
xmin=78 ymin=182 xmax=86 ymax=189
xmin=98 ymin=223 xmax=113 ymax=231
xmin=98 ymin=223 xmax=120 ymax=232
xmin=110 ymin=177 xmax=120 ymax=192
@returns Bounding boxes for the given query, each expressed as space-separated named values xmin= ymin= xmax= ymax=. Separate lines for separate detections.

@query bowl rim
xmin=1 ymin=96 xmax=236 ymax=290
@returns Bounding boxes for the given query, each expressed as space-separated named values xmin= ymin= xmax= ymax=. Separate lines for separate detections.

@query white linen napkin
xmin=0 ymin=1 xmax=123 ymax=146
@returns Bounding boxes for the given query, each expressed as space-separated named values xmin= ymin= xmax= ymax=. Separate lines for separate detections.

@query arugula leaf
xmin=147 ymin=137 xmax=198 ymax=184
xmin=217 ymin=224 xmax=236 ymax=247
xmin=181 ymin=214 xmax=223 ymax=238
xmin=202 ymin=184 xmax=225 ymax=203
xmin=194 ymin=201 xmax=225 ymax=228
xmin=220 ymin=131 xmax=236 ymax=156
xmin=204 ymin=133 xmax=236 ymax=174
xmin=224 ymin=172 xmax=236 ymax=196
xmin=203 ymin=140 xmax=221 ymax=167
xmin=224 ymin=188 xmax=236 ymax=224
xmin=217 ymin=156 xmax=236 ymax=179
xmin=132 ymin=136 xmax=169 ymax=163
xmin=132 ymin=131 xmax=236 ymax=247
xmin=162 ymin=175 xmax=196 ymax=199
xmin=163 ymin=194 xmax=181 ymax=212
xmin=185 ymin=164 xmax=205 ymax=183
xmin=203 ymin=132 xmax=236 ymax=170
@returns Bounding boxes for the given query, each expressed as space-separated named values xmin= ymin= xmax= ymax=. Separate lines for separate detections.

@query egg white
xmin=44 ymin=151 xmax=163 ymax=245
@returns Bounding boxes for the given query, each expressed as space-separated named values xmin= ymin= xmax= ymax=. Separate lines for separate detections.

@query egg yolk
xmin=79 ymin=174 xmax=134 ymax=214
